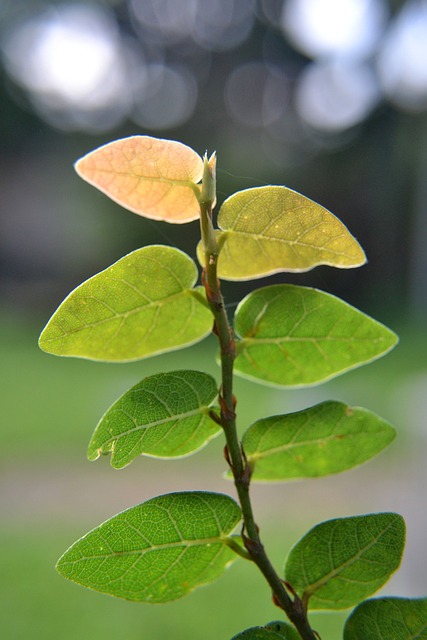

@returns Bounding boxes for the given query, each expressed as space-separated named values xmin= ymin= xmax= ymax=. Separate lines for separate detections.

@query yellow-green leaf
xmin=214 ymin=186 xmax=366 ymax=280
xmin=39 ymin=245 xmax=212 ymax=362
xmin=234 ymin=284 xmax=398 ymax=387
xmin=75 ymin=136 xmax=203 ymax=223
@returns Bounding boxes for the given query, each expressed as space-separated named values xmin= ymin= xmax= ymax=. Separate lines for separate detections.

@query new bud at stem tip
xmin=200 ymin=151 xmax=217 ymax=208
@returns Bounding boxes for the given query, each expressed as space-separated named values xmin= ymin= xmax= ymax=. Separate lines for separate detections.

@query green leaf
xmin=88 ymin=370 xmax=221 ymax=469
xmin=285 ymin=513 xmax=405 ymax=610
xmin=344 ymin=597 xmax=427 ymax=639
xmin=234 ymin=284 xmax=398 ymax=387
xmin=230 ymin=629 xmax=284 ymax=640
xmin=39 ymin=245 xmax=212 ymax=362
xmin=214 ymin=186 xmax=366 ymax=280
xmin=231 ymin=621 xmax=300 ymax=640
xmin=264 ymin=621 xmax=301 ymax=639
xmin=241 ymin=402 xmax=395 ymax=481
xmin=56 ymin=491 xmax=241 ymax=602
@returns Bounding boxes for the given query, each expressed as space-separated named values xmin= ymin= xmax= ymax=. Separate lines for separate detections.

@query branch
xmin=198 ymin=156 xmax=318 ymax=640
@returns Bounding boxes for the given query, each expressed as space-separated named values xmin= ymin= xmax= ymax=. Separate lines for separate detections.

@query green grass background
xmin=1 ymin=312 xmax=426 ymax=639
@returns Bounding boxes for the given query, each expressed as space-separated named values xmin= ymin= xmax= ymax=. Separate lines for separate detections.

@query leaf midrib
xmin=95 ymin=167 xmax=200 ymax=193
xmin=222 ymin=228 xmax=359 ymax=259
xmin=43 ymin=289 xmax=199 ymax=341
xmin=241 ymin=335 xmax=391 ymax=346
xmin=248 ymin=426 xmax=390 ymax=461
xmin=95 ymin=406 xmax=211 ymax=447
xmin=68 ymin=535 xmax=230 ymax=561
xmin=302 ymin=520 xmax=397 ymax=599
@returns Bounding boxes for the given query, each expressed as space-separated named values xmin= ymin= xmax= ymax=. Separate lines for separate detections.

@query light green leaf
xmin=241 ymin=402 xmax=395 ymax=481
xmin=234 ymin=285 xmax=398 ymax=387
xmin=285 ymin=513 xmax=405 ymax=610
xmin=88 ymin=370 xmax=220 ymax=469
xmin=39 ymin=245 xmax=212 ymax=362
xmin=214 ymin=186 xmax=366 ymax=280
xmin=56 ymin=491 xmax=241 ymax=602
xmin=344 ymin=597 xmax=427 ymax=639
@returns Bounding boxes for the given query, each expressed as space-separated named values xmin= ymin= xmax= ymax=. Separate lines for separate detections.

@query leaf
xmin=230 ymin=629 xmax=284 ymax=640
xmin=241 ymin=402 xmax=395 ymax=481
xmin=285 ymin=513 xmax=405 ymax=610
xmin=39 ymin=245 xmax=212 ymax=362
xmin=213 ymin=186 xmax=366 ymax=280
xmin=75 ymin=136 xmax=203 ymax=223
xmin=264 ymin=621 xmax=301 ymax=639
xmin=231 ymin=622 xmax=300 ymax=640
xmin=233 ymin=284 xmax=398 ymax=387
xmin=88 ymin=370 xmax=220 ymax=469
xmin=344 ymin=597 xmax=427 ymax=639
xmin=56 ymin=491 xmax=241 ymax=602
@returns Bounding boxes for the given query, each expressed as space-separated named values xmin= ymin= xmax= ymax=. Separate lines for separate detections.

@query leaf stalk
xmin=198 ymin=173 xmax=318 ymax=640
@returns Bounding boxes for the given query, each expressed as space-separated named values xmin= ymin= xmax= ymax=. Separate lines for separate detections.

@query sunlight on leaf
xmin=88 ymin=370 xmax=221 ymax=469
xmin=57 ymin=492 xmax=241 ymax=602
xmin=241 ymin=402 xmax=395 ymax=481
xmin=213 ymin=186 xmax=366 ymax=280
xmin=234 ymin=284 xmax=398 ymax=387
xmin=285 ymin=513 xmax=405 ymax=610
xmin=344 ymin=597 xmax=427 ymax=639
xmin=75 ymin=136 xmax=203 ymax=223
xmin=39 ymin=245 xmax=212 ymax=361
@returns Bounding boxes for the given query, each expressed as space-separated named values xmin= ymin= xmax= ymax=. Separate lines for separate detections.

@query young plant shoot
xmin=39 ymin=136 xmax=426 ymax=639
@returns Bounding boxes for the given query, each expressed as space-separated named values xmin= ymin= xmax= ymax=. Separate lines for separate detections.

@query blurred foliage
xmin=1 ymin=315 xmax=427 ymax=638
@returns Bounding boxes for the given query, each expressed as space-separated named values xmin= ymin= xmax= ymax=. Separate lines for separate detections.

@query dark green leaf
xmin=57 ymin=492 xmax=241 ymax=602
xmin=231 ymin=621 xmax=300 ymax=639
xmin=264 ymin=620 xmax=301 ymax=639
xmin=88 ymin=370 xmax=221 ymax=469
xmin=39 ymin=245 xmax=212 ymax=361
xmin=230 ymin=628 xmax=284 ymax=640
xmin=241 ymin=402 xmax=395 ymax=481
xmin=285 ymin=513 xmax=405 ymax=610
xmin=234 ymin=285 xmax=398 ymax=387
xmin=214 ymin=186 xmax=366 ymax=280
xmin=344 ymin=597 xmax=427 ymax=639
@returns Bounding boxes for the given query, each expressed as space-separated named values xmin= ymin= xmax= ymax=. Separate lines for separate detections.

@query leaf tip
xmin=38 ymin=323 xmax=55 ymax=355
xmin=73 ymin=152 xmax=93 ymax=183
xmin=87 ymin=446 xmax=102 ymax=462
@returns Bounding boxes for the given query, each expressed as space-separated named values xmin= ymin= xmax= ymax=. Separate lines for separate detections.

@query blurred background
xmin=1 ymin=1 xmax=426 ymax=638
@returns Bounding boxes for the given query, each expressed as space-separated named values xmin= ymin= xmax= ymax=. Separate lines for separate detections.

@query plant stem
xmin=198 ymin=195 xmax=318 ymax=640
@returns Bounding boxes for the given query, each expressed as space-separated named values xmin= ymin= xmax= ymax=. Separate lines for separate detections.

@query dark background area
xmin=1 ymin=1 xmax=426 ymax=639
xmin=1 ymin=0 xmax=427 ymax=324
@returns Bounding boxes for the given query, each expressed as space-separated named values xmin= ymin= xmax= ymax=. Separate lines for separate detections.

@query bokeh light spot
xmin=281 ymin=0 xmax=388 ymax=59
xmin=225 ymin=62 xmax=289 ymax=128
xmin=131 ymin=64 xmax=198 ymax=130
xmin=295 ymin=59 xmax=380 ymax=132
xmin=1 ymin=3 xmax=132 ymax=131
xmin=377 ymin=0 xmax=427 ymax=111
xmin=130 ymin=0 xmax=254 ymax=51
